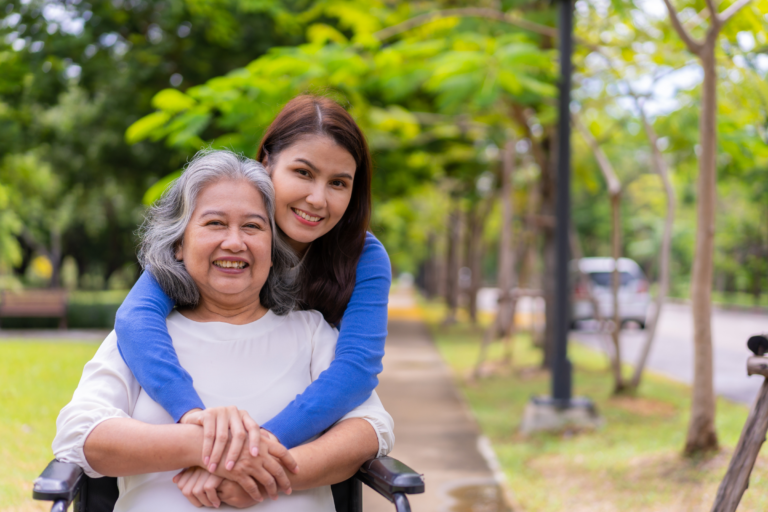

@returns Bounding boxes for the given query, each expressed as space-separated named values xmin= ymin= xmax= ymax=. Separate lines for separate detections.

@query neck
xmin=180 ymin=295 xmax=268 ymax=325
xmin=286 ymin=237 xmax=309 ymax=256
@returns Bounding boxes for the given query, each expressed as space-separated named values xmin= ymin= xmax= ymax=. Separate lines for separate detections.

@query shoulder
xmin=357 ymin=233 xmax=391 ymax=281
xmin=362 ymin=232 xmax=388 ymax=260
xmin=99 ymin=331 xmax=124 ymax=360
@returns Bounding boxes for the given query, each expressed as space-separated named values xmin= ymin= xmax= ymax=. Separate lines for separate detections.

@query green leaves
xmin=152 ymin=89 xmax=198 ymax=113
xmin=125 ymin=112 xmax=172 ymax=145
xmin=143 ymin=170 xmax=183 ymax=206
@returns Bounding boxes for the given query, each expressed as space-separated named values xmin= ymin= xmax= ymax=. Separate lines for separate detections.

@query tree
xmin=629 ymin=98 xmax=676 ymax=390
xmin=0 ymin=0 xmax=305 ymax=286
xmin=0 ymin=152 xmax=79 ymax=288
xmin=661 ymin=0 xmax=755 ymax=455
xmin=573 ymin=113 xmax=626 ymax=393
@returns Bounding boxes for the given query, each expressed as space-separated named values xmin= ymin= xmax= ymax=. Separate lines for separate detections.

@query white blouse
xmin=53 ymin=309 xmax=394 ymax=512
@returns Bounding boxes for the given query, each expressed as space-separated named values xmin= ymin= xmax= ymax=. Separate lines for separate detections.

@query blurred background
xmin=2 ymin=0 xmax=768 ymax=510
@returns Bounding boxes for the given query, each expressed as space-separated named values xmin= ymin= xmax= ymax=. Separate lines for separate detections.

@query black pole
xmin=552 ymin=0 xmax=574 ymax=403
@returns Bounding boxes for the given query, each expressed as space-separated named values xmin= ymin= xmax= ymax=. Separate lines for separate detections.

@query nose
xmin=220 ymin=226 xmax=246 ymax=252
xmin=305 ymin=182 xmax=327 ymax=211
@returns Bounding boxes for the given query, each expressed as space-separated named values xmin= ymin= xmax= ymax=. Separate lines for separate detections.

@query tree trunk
xmin=444 ymin=202 xmax=463 ymax=325
xmin=660 ymin=0 xmax=752 ymax=457
xmin=540 ymin=140 xmax=557 ymax=368
xmin=573 ymin=113 xmax=625 ymax=392
xmin=475 ymin=140 xmax=516 ymax=376
xmin=496 ymin=140 xmax=516 ymax=337
xmin=685 ymin=41 xmax=719 ymax=455
xmin=420 ymin=234 xmax=438 ymax=298
xmin=631 ymin=107 xmax=676 ymax=389
xmin=510 ymin=103 xmax=556 ymax=367
xmin=610 ymin=192 xmax=625 ymax=392
xmin=466 ymin=200 xmax=492 ymax=324
xmin=49 ymin=230 xmax=62 ymax=289
xmin=465 ymin=205 xmax=479 ymax=324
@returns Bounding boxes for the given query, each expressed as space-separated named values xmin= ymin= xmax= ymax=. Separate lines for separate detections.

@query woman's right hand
xmin=180 ymin=406 xmax=261 ymax=473
xmin=214 ymin=428 xmax=298 ymax=502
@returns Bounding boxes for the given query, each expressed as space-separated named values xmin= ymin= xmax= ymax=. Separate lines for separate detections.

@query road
xmin=572 ymin=302 xmax=768 ymax=405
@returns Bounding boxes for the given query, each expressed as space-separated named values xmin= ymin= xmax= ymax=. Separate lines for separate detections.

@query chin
xmin=285 ymin=228 xmax=318 ymax=244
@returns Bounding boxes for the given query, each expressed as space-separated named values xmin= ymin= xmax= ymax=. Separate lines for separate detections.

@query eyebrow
xmin=200 ymin=210 xmax=268 ymax=223
xmin=294 ymin=158 xmax=354 ymax=181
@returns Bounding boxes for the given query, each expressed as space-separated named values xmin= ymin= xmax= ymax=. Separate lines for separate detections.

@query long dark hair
xmin=257 ymin=95 xmax=373 ymax=324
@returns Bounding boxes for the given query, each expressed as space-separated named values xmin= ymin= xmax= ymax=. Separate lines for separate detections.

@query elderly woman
xmin=52 ymin=150 xmax=394 ymax=511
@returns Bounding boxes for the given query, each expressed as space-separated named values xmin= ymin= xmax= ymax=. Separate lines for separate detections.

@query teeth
xmin=293 ymin=208 xmax=321 ymax=222
xmin=213 ymin=260 xmax=246 ymax=269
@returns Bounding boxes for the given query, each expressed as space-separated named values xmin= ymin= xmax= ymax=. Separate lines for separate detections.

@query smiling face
xmin=175 ymin=178 xmax=272 ymax=316
xmin=267 ymin=135 xmax=357 ymax=254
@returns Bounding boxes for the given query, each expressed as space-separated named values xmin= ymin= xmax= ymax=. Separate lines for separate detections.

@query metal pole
xmin=552 ymin=0 xmax=574 ymax=403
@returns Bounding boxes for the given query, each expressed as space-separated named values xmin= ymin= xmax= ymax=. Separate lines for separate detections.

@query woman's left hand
xmin=173 ymin=467 xmax=224 ymax=508
xmin=180 ymin=406 xmax=261 ymax=474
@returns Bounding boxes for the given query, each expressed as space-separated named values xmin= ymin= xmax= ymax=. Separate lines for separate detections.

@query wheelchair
xmin=33 ymin=456 xmax=424 ymax=512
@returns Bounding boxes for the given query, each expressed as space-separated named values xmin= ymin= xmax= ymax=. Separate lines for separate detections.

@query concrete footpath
xmin=363 ymin=318 xmax=512 ymax=512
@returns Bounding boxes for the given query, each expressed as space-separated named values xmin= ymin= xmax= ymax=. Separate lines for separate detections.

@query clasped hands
xmin=175 ymin=406 xmax=298 ymax=508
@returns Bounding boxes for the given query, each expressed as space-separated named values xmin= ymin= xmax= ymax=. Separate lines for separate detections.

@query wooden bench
xmin=0 ymin=289 xmax=68 ymax=329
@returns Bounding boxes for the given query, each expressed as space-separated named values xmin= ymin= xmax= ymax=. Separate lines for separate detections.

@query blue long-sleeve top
xmin=114 ymin=232 xmax=390 ymax=449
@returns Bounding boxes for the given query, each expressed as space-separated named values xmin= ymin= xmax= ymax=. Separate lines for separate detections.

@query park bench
xmin=0 ymin=289 xmax=68 ymax=329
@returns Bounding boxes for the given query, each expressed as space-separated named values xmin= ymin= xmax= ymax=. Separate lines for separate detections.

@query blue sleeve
xmin=114 ymin=271 xmax=206 ymax=421
xmin=262 ymin=233 xmax=390 ymax=448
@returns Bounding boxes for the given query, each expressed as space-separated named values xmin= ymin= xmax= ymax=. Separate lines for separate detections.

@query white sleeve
xmin=52 ymin=332 xmax=141 ymax=478
xmin=338 ymin=391 xmax=394 ymax=458
xmin=308 ymin=312 xmax=395 ymax=457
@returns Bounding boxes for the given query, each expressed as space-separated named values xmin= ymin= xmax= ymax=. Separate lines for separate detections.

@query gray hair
xmin=138 ymin=149 xmax=298 ymax=314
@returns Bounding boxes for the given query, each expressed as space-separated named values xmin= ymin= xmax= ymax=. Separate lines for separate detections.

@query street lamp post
xmin=520 ymin=0 xmax=600 ymax=433
xmin=552 ymin=0 xmax=574 ymax=405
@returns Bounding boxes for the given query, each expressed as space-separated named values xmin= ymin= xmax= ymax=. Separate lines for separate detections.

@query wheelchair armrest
xmin=33 ymin=459 xmax=84 ymax=504
xmin=355 ymin=456 xmax=424 ymax=501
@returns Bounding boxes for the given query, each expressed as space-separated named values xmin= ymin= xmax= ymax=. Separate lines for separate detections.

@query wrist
xmin=176 ymin=423 xmax=206 ymax=468
xmin=179 ymin=408 xmax=203 ymax=424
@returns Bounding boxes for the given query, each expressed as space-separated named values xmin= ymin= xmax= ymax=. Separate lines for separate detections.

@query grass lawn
xmin=0 ymin=341 xmax=99 ymax=512
xmin=422 ymin=305 xmax=768 ymax=512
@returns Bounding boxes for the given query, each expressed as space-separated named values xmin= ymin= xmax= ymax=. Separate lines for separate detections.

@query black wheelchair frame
xmin=34 ymin=456 xmax=424 ymax=512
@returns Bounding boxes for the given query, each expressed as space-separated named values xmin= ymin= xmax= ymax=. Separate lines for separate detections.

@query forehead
xmin=194 ymin=179 xmax=268 ymax=215
xmin=279 ymin=135 xmax=357 ymax=176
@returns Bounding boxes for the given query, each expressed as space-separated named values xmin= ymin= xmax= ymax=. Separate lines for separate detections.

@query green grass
xmin=423 ymin=304 xmax=768 ymax=512
xmin=0 ymin=341 xmax=99 ymax=511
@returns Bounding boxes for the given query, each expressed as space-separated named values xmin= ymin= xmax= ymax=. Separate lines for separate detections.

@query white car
xmin=571 ymin=257 xmax=650 ymax=329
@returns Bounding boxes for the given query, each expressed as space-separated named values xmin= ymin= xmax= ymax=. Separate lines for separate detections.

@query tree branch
xmin=571 ymin=113 xmax=621 ymax=196
xmin=683 ymin=7 xmax=710 ymax=31
xmin=719 ymin=0 xmax=753 ymax=24
xmin=661 ymin=0 xmax=704 ymax=55
xmin=704 ymin=0 xmax=720 ymax=23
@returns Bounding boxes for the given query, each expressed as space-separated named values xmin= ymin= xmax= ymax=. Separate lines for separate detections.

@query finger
xmin=242 ymin=411 xmax=260 ymax=457
xmin=251 ymin=466 xmax=279 ymax=500
xmin=201 ymin=413 xmax=216 ymax=468
xmin=181 ymin=470 xmax=204 ymax=508
xmin=268 ymin=442 xmax=299 ymax=474
xmin=262 ymin=456 xmax=291 ymax=495
xmin=209 ymin=411 xmax=230 ymax=473
xmin=192 ymin=472 xmax=215 ymax=508
xmin=235 ymin=474 xmax=263 ymax=503
xmin=225 ymin=408 xmax=247 ymax=471
xmin=172 ymin=469 xmax=186 ymax=485
xmin=180 ymin=408 xmax=204 ymax=426
xmin=175 ymin=468 xmax=194 ymax=490
xmin=203 ymin=474 xmax=223 ymax=508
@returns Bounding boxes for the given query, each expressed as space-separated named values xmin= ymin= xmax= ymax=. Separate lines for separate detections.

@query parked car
xmin=571 ymin=257 xmax=650 ymax=329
